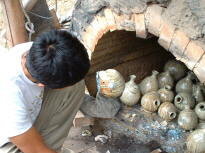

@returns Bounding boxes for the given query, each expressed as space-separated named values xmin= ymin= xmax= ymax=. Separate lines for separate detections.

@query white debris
xmin=94 ymin=135 xmax=108 ymax=144
xmin=81 ymin=129 xmax=92 ymax=137
xmin=106 ymin=150 xmax=111 ymax=153
xmin=104 ymin=130 xmax=112 ymax=138
xmin=160 ymin=120 xmax=168 ymax=127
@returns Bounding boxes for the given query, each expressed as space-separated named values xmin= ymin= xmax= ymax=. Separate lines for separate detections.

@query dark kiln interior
xmin=85 ymin=30 xmax=173 ymax=96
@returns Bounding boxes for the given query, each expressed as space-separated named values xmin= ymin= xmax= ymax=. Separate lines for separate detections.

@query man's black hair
xmin=26 ymin=30 xmax=90 ymax=89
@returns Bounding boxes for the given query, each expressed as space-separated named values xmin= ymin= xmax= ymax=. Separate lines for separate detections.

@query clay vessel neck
xmin=169 ymin=112 xmax=177 ymax=119
xmin=154 ymin=100 xmax=160 ymax=107
xmin=164 ymin=85 xmax=172 ymax=90
xmin=151 ymin=70 xmax=159 ymax=78
xmin=199 ymin=103 xmax=205 ymax=111
xmin=184 ymin=105 xmax=191 ymax=110
xmin=129 ymin=75 xmax=136 ymax=83
xmin=175 ymin=95 xmax=183 ymax=104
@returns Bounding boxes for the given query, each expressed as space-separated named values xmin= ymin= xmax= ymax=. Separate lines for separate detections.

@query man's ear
xmin=37 ymin=83 xmax=45 ymax=88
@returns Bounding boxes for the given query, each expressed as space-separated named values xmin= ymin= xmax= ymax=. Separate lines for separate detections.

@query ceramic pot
xmin=139 ymin=70 xmax=159 ymax=95
xmin=175 ymin=73 xmax=193 ymax=94
xmin=158 ymin=71 xmax=174 ymax=89
xmin=96 ymin=69 xmax=125 ymax=98
xmin=178 ymin=105 xmax=198 ymax=130
xmin=197 ymin=120 xmax=205 ymax=129
xmin=193 ymin=84 xmax=204 ymax=103
xmin=198 ymin=83 xmax=205 ymax=96
xmin=158 ymin=102 xmax=177 ymax=121
xmin=195 ymin=102 xmax=205 ymax=120
xmin=187 ymin=129 xmax=205 ymax=153
xmin=175 ymin=74 xmax=193 ymax=94
xmin=158 ymin=86 xmax=174 ymax=103
xmin=174 ymin=92 xmax=195 ymax=110
xmin=188 ymin=71 xmax=199 ymax=84
xmin=120 ymin=75 xmax=141 ymax=106
xmin=141 ymin=91 xmax=161 ymax=112
xmin=164 ymin=59 xmax=187 ymax=81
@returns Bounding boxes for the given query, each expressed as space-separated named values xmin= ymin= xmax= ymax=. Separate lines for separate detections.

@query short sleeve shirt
xmin=0 ymin=42 xmax=44 ymax=146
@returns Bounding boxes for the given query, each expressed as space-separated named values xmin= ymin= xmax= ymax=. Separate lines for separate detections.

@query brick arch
xmin=81 ymin=5 xmax=205 ymax=83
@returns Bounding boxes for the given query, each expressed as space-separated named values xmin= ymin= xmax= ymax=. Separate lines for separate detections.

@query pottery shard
xmin=150 ymin=148 xmax=162 ymax=153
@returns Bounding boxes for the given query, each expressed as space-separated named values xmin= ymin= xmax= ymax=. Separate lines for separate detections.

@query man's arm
xmin=10 ymin=127 xmax=57 ymax=153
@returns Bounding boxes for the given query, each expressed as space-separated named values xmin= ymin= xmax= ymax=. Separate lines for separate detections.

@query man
xmin=0 ymin=30 xmax=90 ymax=153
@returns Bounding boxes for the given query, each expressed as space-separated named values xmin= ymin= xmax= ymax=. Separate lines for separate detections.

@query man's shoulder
xmin=10 ymin=42 xmax=33 ymax=51
xmin=0 ymin=82 xmax=22 ymax=98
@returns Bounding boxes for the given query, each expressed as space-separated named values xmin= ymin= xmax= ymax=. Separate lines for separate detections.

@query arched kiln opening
xmin=85 ymin=30 xmax=173 ymax=96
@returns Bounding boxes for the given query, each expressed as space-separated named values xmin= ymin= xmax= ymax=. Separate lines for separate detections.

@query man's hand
xmin=10 ymin=127 xmax=57 ymax=153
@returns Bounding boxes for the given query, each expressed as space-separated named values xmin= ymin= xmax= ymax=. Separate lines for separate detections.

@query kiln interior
xmin=85 ymin=30 xmax=174 ymax=96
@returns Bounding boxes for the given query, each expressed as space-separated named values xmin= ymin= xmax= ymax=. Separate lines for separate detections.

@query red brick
xmin=103 ymin=8 xmax=117 ymax=32
xmin=112 ymin=11 xmax=133 ymax=31
xmin=158 ymin=22 xmax=176 ymax=50
xmin=182 ymin=41 xmax=205 ymax=70
xmin=134 ymin=13 xmax=147 ymax=38
xmin=169 ymin=30 xmax=190 ymax=60
xmin=145 ymin=4 xmax=164 ymax=36
xmin=81 ymin=25 xmax=97 ymax=52
xmin=193 ymin=54 xmax=205 ymax=83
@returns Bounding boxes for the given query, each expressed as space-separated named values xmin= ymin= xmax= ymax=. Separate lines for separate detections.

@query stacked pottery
xmin=120 ymin=75 xmax=141 ymax=106
xmin=96 ymin=69 xmax=125 ymax=98
xmin=175 ymin=72 xmax=193 ymax=94
xmin=139 ymin=70 xmax=159 ymax=95
xmin=178 ymin=105 xmax=198 ymax=130
xmin=186 ymin=129 xmax=205 ymax=153
xmin=164 ymin=59 xmax=187 ymax=81
xmin=158 ymin=102 xmax=177 ymax=121
xmin=193 ymin=84 xmax=204 ymax=103
xmin=188 ymin=71 xmax=200 ymax=84
xmin=158 ymin=71 xmax=174 ymax=89
xmin=198 ymin=83 xmax=205 ymax=95
xmin=174 ymin=92 xmax=195 ymax=110
xmin=158 ymin=85 xmax=174 ymax=103
xmin=195 ymin=102 xmax=205 ymax=121
xmin=141 ymin=91 xmax=161 ymax=112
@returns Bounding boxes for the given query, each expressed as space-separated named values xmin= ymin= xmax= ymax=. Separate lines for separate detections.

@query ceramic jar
xmin=158 ymin=102 xmax=177 ymax=121
xmin=120 ymin=75 xmax=141 ymax=106
xmin=175 ymin=73 xmax=193 ymax=94
xmin=197 ymin=120 xmax=205 ymax=129
xmin=193 ymin=84 xmax=204 ymax=103
xmin=139 ymin=70 xmax=159 ymax=95
xmin=195 ymin=102 xmax=205 ymax=121
xmin=198 ymin=83 xmax=205 ymax=96
xmin=141 ymin=91 xmax=161 ymax=112
xmin=178 ymin=105 xmax=198 ymax=130
xmin=188 ymin=71 xmax=199 ymax=84
xmin=96 ymin=69 xmax=125 ymax=98
xmin=187 ymin=129 xmax=205 ymax=153
xmin=158 ymin=71 xmax=174 ymax=89
xmin=174 ymin=92 xmax=195 ymax=110
xmin=158 ymin=86 xmax=174 ymax=103
xmin=164 ymin=59 xmax=187 ymax=81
